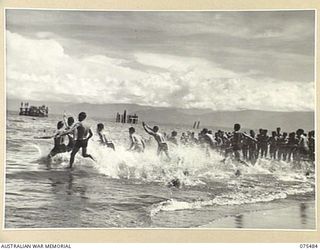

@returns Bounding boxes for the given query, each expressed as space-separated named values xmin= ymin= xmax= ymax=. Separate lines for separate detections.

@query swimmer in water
xmin=167 ymin=131 xmax=178 ymax=146
xmin=128 ymin=127 xmax=145 ymax=152
xmin=142 ymin=122 xmax=170 ymax=160
xmin=63 ymin=112 xmax=95 ymax=168
xmin=47 ymin=121 xmax=67 ymax=161
xmin=96 ymin=123 xmax=115 ymax=151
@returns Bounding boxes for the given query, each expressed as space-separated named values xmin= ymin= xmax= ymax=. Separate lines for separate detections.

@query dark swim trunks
xmin=106 ymin=142 xmax=115 ymax=151
xmin=66 ymin=135 xmax=75 ymax=151
xmin=49 ymin=144 xmax=67 ymax=157
xmin=74 ymin=139 xmax=88 ymax=148
xmin=159 ymin=143 xmax=168 ymax=151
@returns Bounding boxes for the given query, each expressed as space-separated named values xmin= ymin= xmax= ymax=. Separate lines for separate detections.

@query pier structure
xmin=116 ymin=110 xmax=138 ymax=124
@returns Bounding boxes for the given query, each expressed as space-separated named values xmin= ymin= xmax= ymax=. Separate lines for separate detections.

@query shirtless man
xmin=241 ymin=132 xmax=249 ymax=160
xmin=230 ymin=123 xmax=256 ymax=162
xmin=63 ymin=112 xmax=95 ymax=168
xmin=260 ymin=129 xmax=269 ymax=158
xmin=47 ymin=121 xmax=67 ymax=160
xmin=63 ymin=113 xmax=75 ymax=152
xmin=256 ymin=129 xmax=263 ymax=157
xmin=287 ymin=132 xmax=297 ymax=162
xmin=96 ymin=123 xmax=115 ymax=151
xmin=128 ymin=127 xmax=145 ymax=152
xmin=278 ymin=132 xmax=288 ymax=161
xmin=248 ymin=130 xmax=257 ymax=162
xmin=308 ymin=130 xmax=315 ymax=161
xmin=268 ymin=131 xmax=278 ymax=159
xmin=168 ymin=131 xmax=179 ymax=146
xmin=142 ymin=122 xmax=170 ymax=159
xmin=296 ymin=129 xmax=309 ymax=162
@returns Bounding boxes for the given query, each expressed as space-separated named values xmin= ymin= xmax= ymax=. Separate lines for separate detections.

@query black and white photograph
xmin=5 ymin=9 xmax=316 ymax=229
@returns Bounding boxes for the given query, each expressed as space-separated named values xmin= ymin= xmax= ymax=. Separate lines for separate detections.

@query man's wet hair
xmin=97 ymin=123 xmax=104 ymax=131
xmin=272 ymin=131 xmax=276 ymax=136
xmin=67 ymin=117 xmax=74 ymax=126
xmin=234 ymin=123 xmax=241 ymax=131
xmin=289 ymin=132 xmax=295 ymax=138
xmin=171 ymin=131 xmax=177 ymax=136
xmin=153 ymin=126 xmax=159 ymax=132
xmin=57 ymin=121 xmax=64 ymax=129
xmin=283 ymin=132 xmax=288 ymax=137
xmin=78 ymin=112 xmax=87 ymax=121
xmin=250 ymin=130 xmax=255 ymax=137
xmin=129 ymin=127 xmax=135 ymax=133
xmin=296 ymin=129 xmax=304 ymax=135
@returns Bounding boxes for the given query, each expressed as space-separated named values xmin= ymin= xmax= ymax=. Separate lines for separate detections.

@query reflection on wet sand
xmin=47 ymin=169 xmax=89 ymax=227
xmin=300 ymin=203 xmax=307 ymax=225
xmin=235 ymin=214 xmax=243 ymax=228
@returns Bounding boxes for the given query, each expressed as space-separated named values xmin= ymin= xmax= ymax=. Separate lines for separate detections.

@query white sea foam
xmin=149 ymin=184 xmax=314 ymax=216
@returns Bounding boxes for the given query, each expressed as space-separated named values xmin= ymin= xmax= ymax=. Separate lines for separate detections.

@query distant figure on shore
xmin=128 ymin=127 xmax=145 ymax=152
xmin=47 ymin=121 xmax=67 ymax=161
xmin=96 ymin=123 xmax=115 ymax=151
xmin=63 ymin=112 xmax=95 ymax=168
xmin=142 ymin=122 xmax=170 ymax=160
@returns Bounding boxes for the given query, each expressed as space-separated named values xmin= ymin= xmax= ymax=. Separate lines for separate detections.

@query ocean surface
xmin=5 ymin=111 xmax=316 ymax=229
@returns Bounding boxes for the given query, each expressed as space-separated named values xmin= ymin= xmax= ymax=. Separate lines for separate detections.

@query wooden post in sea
xmin=196 ymin=121 xmax=200 ymax=129
xmin=193 ymin=121 xmax=197 ymax=129
xmin=116 ymin=112 xmax=120 ymax=122
xmin=123 ymin=110 xmax=127 ymax=123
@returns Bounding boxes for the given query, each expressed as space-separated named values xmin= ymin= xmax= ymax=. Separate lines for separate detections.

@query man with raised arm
xmin=142 ymin=122 xmax=170 ymax=160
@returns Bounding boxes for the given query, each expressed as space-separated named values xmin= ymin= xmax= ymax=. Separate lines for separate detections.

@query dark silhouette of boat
xmin=19 ymin=102 xmax=48 ymax=117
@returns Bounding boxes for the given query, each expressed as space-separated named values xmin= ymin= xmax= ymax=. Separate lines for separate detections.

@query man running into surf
xmin=47 ymin=121 xmax=68 ymax=160
xmin=128 ymin=127 xmax=145 ymax=152
xmin=97 ymin=123 xmax=116 ymax=151
xmin=63 ymin=112 xmax=95 ymax=168
xmin=63 ymin=113 xmax=75 ymax=152
xmin=142 ymin=122 xmax=170 ymax=159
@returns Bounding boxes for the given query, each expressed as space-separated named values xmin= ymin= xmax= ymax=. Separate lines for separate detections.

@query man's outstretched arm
xmin=142 ymin=122 xmax=155 ymax=136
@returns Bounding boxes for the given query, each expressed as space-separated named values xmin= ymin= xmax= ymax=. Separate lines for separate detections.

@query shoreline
xmin=199 ymin=200 xmax=315 ymax=230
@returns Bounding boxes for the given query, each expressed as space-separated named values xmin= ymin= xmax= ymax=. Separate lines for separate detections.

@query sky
xmin=6 ymin=10 xmax=315 ymax=111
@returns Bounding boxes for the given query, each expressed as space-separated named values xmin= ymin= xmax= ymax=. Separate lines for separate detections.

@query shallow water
xmin=5 ymin=111 xmax=316 ymax=228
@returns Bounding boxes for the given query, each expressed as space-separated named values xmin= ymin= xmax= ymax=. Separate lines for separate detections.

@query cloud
xmin=6 ymin=31 xmax=314 ymax=111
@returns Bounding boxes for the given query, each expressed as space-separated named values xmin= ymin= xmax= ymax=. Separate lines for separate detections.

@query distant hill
xmin=7 ymin=99 xmax=314 ymax=132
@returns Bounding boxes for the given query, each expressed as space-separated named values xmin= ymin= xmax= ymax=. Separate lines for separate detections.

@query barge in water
xmin=19 ymin=102 xmax=48 ymax=117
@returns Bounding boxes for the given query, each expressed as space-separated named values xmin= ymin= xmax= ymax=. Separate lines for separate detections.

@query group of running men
xmin=173 ymin=125 xmax=315 ymax=164
xmin=45 ymin=111 xmax=315 ymax=168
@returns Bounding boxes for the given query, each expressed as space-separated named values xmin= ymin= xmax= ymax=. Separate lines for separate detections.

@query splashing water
xmin=5 ymin=112 xmax=315 ymax=228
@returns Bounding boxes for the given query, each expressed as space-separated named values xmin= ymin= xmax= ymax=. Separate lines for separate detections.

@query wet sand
xmin=200 ymin=201 xmax=315 ymax=229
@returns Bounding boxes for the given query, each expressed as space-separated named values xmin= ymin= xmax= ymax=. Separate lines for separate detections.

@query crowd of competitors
xmin=163 ymin=125 xmax=315 ymax=164
xmin=40 ymin=111 xmax=315 ymax=168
